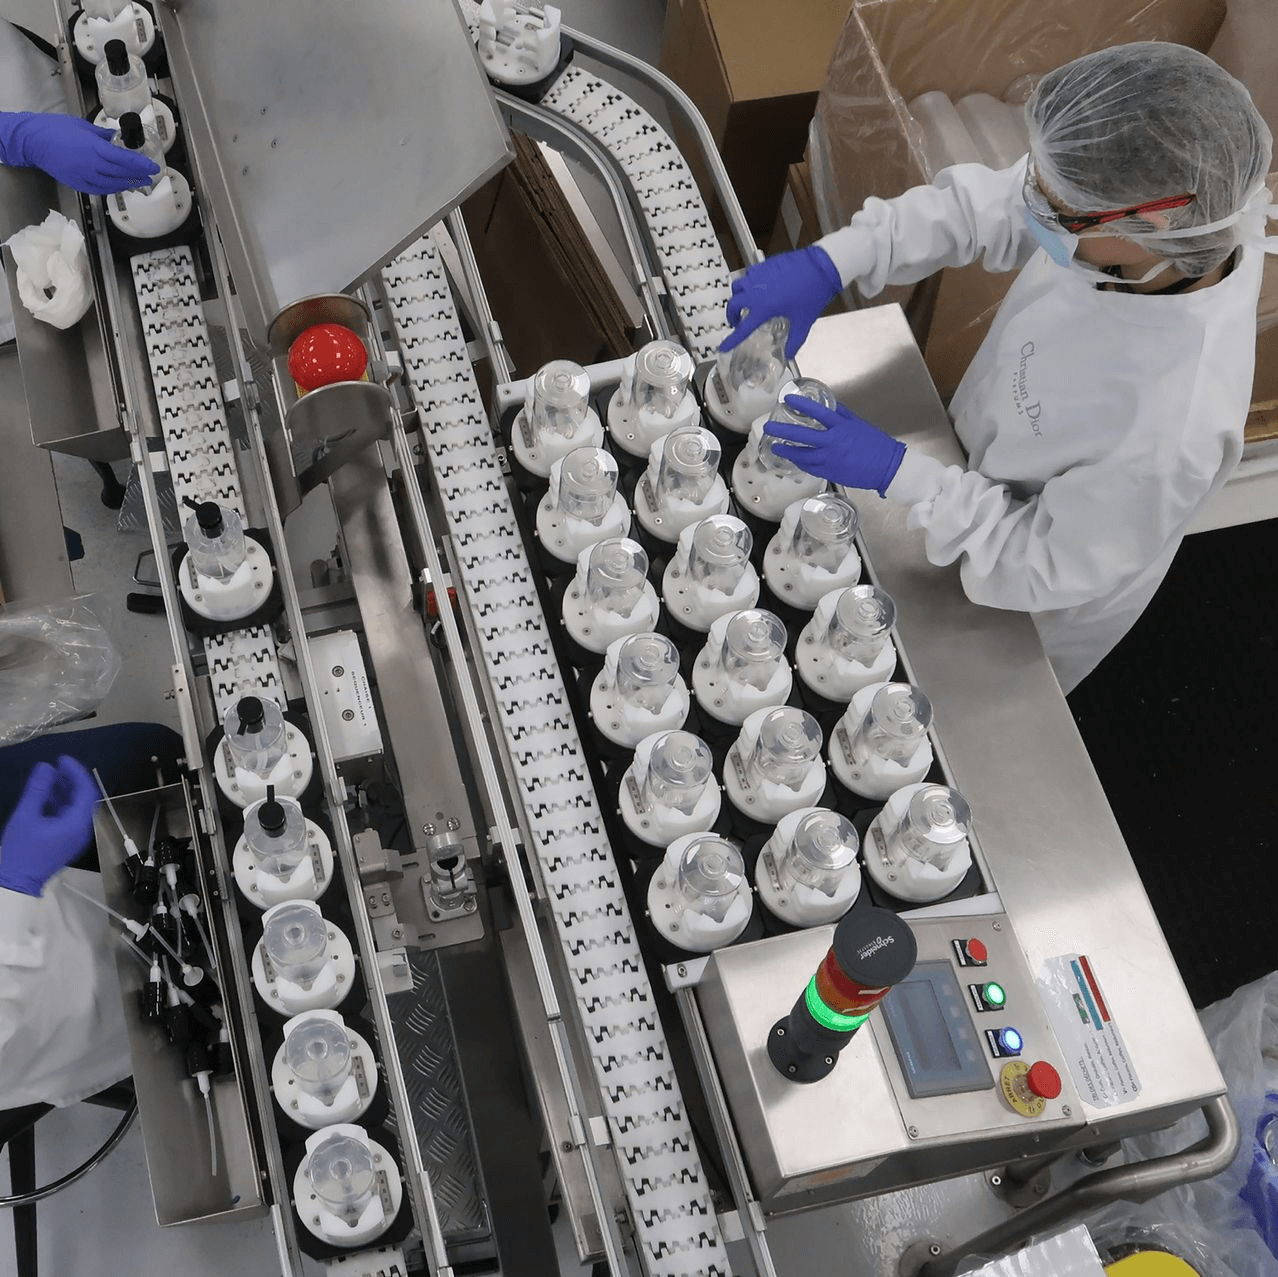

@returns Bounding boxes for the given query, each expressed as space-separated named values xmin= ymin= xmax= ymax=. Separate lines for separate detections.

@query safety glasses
xmin=1022 ymin=161 xmax=1196 ymax=235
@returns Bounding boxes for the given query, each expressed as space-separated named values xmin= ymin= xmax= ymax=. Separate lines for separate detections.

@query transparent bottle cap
xmin=307 ymin=1133 xmax=377 ymax=1221
xmin=688 ymin=517 xmax=751 ymax=592
xmin=858 ymin=683 xmax=932 ymax=764
xmin=261 ymin=902 xmax=329 ymax=985
xmin=771 ymin=377 xmax=839 ymax=426
xmin=828 ymin=585 xmax=896 ymax=656
xmin=748 ymin=707 xmax=823 ymax=789
xmin=633 ymin=340 xmax=693 ymax=418
xmin=748 ymin=417 xmax=799 ymax=477
xmin=676 ymin=836 xmax=745 ymax=924
xmin=894 ymin=785 xmax=973 ymax=871
xmin=720 ymin=609 xmax=787 ymax=691
xmin=284 ymin=1017 xmax=352 ymax=1102
xmin=530 ymin=360 xmax=591 ymax=440
xmin=584 ymin=539 xmax=649 ymax=614
xmin=556 ymin=448 xmax=618 ymax=523
xmin=654 ymin=427 xmax=720 ymax=507
xmin=715 ymin=317 xmax=788 ymax=398
xmin=782 ymin=810 xmax=859 ymax=896
xmin=790 ymin=494 xmax=860 ymax=572
xmin=644 ymin=731 xmax=713 ymax=813
xmin=614 ymin=633 xmax=680 ymax=713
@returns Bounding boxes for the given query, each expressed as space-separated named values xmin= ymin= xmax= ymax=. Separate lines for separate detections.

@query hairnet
xmin=1026 ymin=42 xmax=1273 ymax=277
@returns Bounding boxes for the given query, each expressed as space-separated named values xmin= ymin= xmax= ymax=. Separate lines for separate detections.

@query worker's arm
xmin=0 ymin=111 xmax=157 ymax=194
xmin=818 ymin=157 xmax=1036 ymax=297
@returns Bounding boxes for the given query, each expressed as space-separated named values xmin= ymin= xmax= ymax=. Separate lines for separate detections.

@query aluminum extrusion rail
xmin=382 ymin=234 xmax=731 ymax=1277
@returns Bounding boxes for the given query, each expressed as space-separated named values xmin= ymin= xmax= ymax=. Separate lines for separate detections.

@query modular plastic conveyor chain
xmin=130 ymin=247 xmax=284 ymax=721
xmin=382 ymin=236 xmax=731 ymax=1277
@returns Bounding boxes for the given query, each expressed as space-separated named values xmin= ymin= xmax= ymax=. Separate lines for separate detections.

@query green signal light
xmin=804 ymin=977 xmax=871 ymax=1033
xmin=983 ymin=982 xmax=1006 ymax=1008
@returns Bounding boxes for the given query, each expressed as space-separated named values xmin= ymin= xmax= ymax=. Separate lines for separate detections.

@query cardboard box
xmin=806 ymin=0 xmax=1229 ymax=399
xmin=660 ymin=0 xmax=853 ymax=240
xmin=768 ymin=161 xmax=821 ymax=255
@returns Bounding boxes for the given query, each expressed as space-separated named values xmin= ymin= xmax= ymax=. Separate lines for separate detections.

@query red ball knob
xmin=288 ymin=323 xmax=368 ymax=393
xmin=1026 ymin=1061 xmax=1062 ymax=1100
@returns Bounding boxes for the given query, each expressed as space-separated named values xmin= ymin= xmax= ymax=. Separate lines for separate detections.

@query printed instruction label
xmin=1037 ymin=954 xmax=1141 ymax=1108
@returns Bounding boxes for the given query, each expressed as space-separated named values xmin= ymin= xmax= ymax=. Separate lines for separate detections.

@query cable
xmin=0 ymin=1100 xmax=137 ymax=1208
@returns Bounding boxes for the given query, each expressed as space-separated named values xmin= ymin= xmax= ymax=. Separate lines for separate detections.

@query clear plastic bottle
xmin=284 ymin=1015 xmax=352 ymax=1104
xmin=641 ymin=731 xmax=714 ymax=815
xmin=82 ymin=0 xmax=132 ymax=18
xmin=688 ymin=517 xmax=752 ymax=595
xmin=261 ymin=902 xmax=330 ymax=985
xmin=746 ymin=707 xmax=823 ymax=790
xmin=223 ymin=695 xmax=288 ymax=777
xmin=183 ymin=499 xmax=246 ymax=580
xmin=96 ymin=38 xmax=150 ymax=119
xmin=766 ymin=378 xmax=839 ymax=460
xmin=720 ymin=609 xmax=788 ymax=692
xmin=712 ymin=317 xmax=788 ymax=413
xmin=307 ymin=1132 xmax=377 ymax=1226
xmin=584 ymin=539 xmax=649 ymax=617
xmin=789 ymin=494 xmax=860 ymax=573
xmin=243 ymin=789 xmax=309 ymax=879
xmin=886 ymin=785 xmax=973 ymax=874
xmin=631 ymin=340 xmax=694 ymax=418
xmin=612 ymin=633 xmax=680 ymax=714
xmin=653 ymin=426 xmax=722 ymax=510
xmin=780 ymin=809 xmax=860 ymax=898
xmin=555 ymin=448 xmax=618 ymax=524
xmin=827 ymin=585 xmax=896 ymax=665
xmin=847 ymin=683 xmax=932 ymax=768
xmin=676 ymin=835 xmax=747 ymax=925
xmin=528 ymin=359 xmax=591 ymax=445
xmin=114 ymin=110 xmax=164 ymax=189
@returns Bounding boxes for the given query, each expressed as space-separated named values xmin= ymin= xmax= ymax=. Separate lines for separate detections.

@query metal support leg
xmin=919 ymin=1096 xmax=1240 ymax=1277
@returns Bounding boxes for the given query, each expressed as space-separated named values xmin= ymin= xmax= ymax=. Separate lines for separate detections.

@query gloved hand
xmin=766 ymin=395 xmax=906 ymax=497
xmin=0 ymin=112 xmax=159 ymax=196
xmin=0 ymin=756 xmax=99 ymax=897
xmin=721 ymin=245 xmax=843 ymax=361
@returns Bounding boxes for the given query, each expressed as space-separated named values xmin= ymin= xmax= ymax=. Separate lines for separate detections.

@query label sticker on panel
xmin=1037 ymin=954 xmax=1141 ymax=1108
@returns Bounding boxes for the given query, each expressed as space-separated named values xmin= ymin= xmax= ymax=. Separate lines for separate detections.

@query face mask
xmin=1022 ymin=207 xmax=1077 ymax=266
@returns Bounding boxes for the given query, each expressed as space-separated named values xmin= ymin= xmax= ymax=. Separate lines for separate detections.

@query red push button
xmin=962 ymin=937 xmax=988 ymax=965
xmin=1026 ymin=1061 xmax=1062 ymax=1100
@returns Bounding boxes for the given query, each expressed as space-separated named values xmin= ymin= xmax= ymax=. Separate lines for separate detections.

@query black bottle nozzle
xmin=235 ymin=695 xmax=265 ymax=736
xmin=118 ymin=111 xmax=144 ymax=151
xmin=257 ymin=784 xmax=286 ymax=837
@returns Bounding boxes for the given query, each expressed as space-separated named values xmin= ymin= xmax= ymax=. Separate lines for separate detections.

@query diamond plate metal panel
xmin=385 ymin=949 xmax=490 ymax=1241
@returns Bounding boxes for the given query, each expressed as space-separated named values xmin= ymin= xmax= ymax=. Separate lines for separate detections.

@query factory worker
xmin=724 ymin=43 xmax=1273 ymax=694
xmin=0 ymin=753 xmax=132 ymax=1109
xmin=0 ymin=19 xmax=158 ymax=342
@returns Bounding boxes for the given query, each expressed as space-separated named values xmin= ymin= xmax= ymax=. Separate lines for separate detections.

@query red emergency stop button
xmin=954 ymin=936 xmax=987 ymax=966
xmin=1026 ymin=1061 xmax=1062 ymax=1100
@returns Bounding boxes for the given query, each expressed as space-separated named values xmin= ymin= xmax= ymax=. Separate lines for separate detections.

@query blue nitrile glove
xmin=766 ymin=394 xmax=906 ymax=497
xmin=0 ymin=111 xmax=159 ymax=195
xmin=721 ymin=245 xmax=843 ymax=361
xmin=0 ymin=756 xmax=98 ymax=897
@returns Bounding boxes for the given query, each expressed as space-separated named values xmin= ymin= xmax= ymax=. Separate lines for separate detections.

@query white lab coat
xmin=818 ymin=159 xmax=1262 ymax=692
xmin=0 ymin=868 xmax=132 ymax=1107
xmin=0 ymin=19 xmax=67 ymax=343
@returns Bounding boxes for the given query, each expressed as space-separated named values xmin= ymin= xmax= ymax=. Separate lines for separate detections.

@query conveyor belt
xmin=130 ymin=246 xmax=284 ymax=718
xmin=382 ymin=236 xmax=730 ymax=1277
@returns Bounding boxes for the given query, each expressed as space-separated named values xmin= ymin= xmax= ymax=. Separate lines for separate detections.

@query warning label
xmin=1038 ymin=954 xmax=1141 ymax=1109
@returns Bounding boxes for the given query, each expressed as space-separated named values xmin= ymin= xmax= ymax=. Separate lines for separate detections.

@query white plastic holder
xmin=233 ymin=818 xmax=334 ymax=908
xmin=560 ymin=556 xmax=660 ymax=660
xmin=690 ymin=612 xmax=792 ymax=727
xmin=731 ymin=430 xmax=828 ymax=523
xmin=214 ymin=723 xmax=314 ymax=808
xmin=618 ymin=733 xmax=722 ymax=851
xmin=589 ymin=649 xmax=690 ymax=750
xmin=754 ymin=807 xmax=862 ymax=928
xmin=73 ymin=2 xmax=155 ymax=62
xmin=661 ymin=524 xmax=760 ymax=633
xmin=271 ymin=1011 xmax=378 ymax=1129
xmin=606 ymin=367 xmax=700 ymax=463
xmin=105 ymin=170 xmax=192 ymax=240
xmin=862 ymin=783 xmax=972 ymax=904
xmin=633 ymin=438 xmax=731 ymax=546
xmin=293 ymin=1124 xmax=402 ymax=1249
xmin=646 ymin=834 xmax=753 ymax=954
xmin=827 ymin=682 xmax=933 ymax=801
xmin=722 ymin=708 xmax=827 ymax=825
xmin=796 ymin=591 xmax=897 ymax=701
xmin=763 ymin=501 xmax=862 ymax=611
xmin=703 ymin=365 xmax=778 ymax=437
xmin=177 ymin=534 xmax=271 ymax=622
xmin=509 ymin=404 xmax=604 ymax=480
xmin=251 ymin=914 xmax=356 ymax=1016
xmin=534 ymin=492 xmax=631 ymax=570
xmin=95 ymin=98 xmax=177 ymax=154
xmin=476 ymin=0 xmax=562 ymax=86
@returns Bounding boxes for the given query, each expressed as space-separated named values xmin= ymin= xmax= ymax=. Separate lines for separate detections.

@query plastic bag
xmin=0 ymin=595 xmax=122 ymax=745
xmin=1082 ymin=971 xmax=1278 ymax=1277
xmin=4 ymin=209 xmax=94 ymax=330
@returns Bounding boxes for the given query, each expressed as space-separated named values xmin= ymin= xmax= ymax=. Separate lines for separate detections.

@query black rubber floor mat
xmin=1069 ymin=517 xmax=1278 ymax=1009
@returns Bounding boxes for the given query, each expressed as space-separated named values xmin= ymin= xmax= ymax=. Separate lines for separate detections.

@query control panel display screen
xmin=881 ymin=960 xmax=993 ymax=1098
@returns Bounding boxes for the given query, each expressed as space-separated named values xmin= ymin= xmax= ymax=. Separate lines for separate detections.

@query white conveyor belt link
xmin=382 ymin=237 xmax=731 ymax=1277
xmin=131 ymin=247 xmax=284 ymax=720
